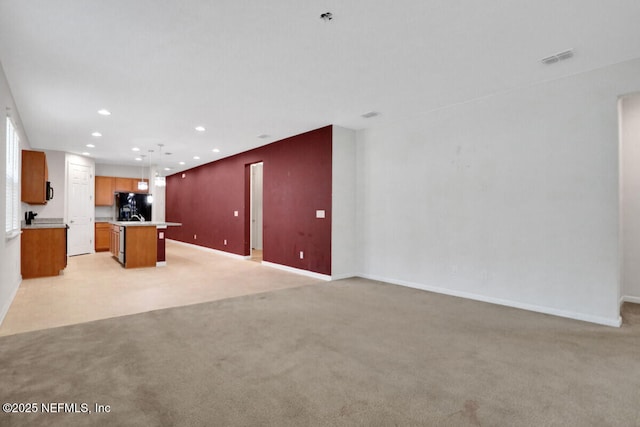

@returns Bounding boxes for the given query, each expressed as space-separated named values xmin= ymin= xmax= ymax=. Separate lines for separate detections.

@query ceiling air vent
xmin=361 ymin=111 xmax=379 ymax=119
xmin=541 ymin=49 xmax=574 ymax=65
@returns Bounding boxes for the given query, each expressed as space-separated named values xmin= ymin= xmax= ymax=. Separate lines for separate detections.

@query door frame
xmin=244 ymin=161 xmax=263 ymax=257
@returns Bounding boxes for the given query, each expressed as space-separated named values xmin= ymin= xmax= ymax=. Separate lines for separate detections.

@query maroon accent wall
xmin=166 ymin=126 xmax=332 ymax=275
xmin=157 ymin=229 xmax=166 ymax=262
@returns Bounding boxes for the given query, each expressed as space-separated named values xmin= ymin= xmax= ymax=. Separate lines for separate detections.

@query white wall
xmin=95 ymin=163 xmax=148 ymax=179
xmin=356 ymin=58 xmax=640 ymax=327
xmin=331 ymin=126 xmax=357 ymax=279
xmin=0 ymin=62 xmax=29 ymax=324
xmin=620 ymin=94 xmax=640 ymax=303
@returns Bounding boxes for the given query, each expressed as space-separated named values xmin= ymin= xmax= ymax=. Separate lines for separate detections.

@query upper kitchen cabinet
xmin=22 ymin=150 xmax=51 ymax=204
xmin=114 ymin=177 xmax=148 ymax=193
xmin=95 ymin=176 xmax=115 ymax=205
xmin=95 ymin=176 xmax=149 ymax=206
xmin=114 ymin=177 xmax=135 ymax=192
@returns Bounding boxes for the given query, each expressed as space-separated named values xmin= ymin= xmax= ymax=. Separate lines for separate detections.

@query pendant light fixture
xmin=137 ymin=154 xmax=148 ymax=191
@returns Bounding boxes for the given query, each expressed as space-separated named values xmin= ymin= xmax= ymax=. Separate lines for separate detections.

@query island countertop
xmin=110 ymin=221 xmax=182 ymax=227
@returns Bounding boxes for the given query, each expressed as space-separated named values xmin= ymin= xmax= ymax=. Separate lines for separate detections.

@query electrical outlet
xmin=234 ymin=211 xmax=238 ymax=217
xmin=194 ymin=234 xmax=197 ymax=240
xmin=299 ymin=251 xmax=304 ymax=259
xmin=224 ymin=239 xmax=227 ymax=245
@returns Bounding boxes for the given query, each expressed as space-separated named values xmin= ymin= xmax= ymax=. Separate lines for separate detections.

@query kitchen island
xmin=109 ymin=222 xmax=181 ymax=268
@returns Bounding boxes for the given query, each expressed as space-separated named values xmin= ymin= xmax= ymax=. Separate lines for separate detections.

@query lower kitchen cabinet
xmin=109 ymin=224 xmax=120 ymax=258
xmin=21 ymin=227 xmax=67 ymax=279
xmin=95 ymin=222 xmax=110 ymax=252
xmin=124 ymin=226 xmax=157 ymax=268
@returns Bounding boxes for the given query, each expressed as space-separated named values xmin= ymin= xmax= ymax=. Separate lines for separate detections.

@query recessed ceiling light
xmin=82 ymin=152 xmax=90 ymax=156
xmin=193 ymin=156 xmax=200 ymax=160
xmin=164 ymin=167 xmax=172 ymax=171
xmin=179 ymin=161 xmax=185 ymax=165
xmin=195 ymin=126 xmax=206 ymax=132
xmin=257 ymin=134 xmax=269 ymax=139
xmin=97 ymin=109 xmax=111 ymax=116
xmin=212 ymin=148 xmax=220 ymax=153
xmin=86 ymin=144 xmax=95 ymax=148
xmin=135 ymin=157 xmax=142 ymax=161
xmin=91 ymin=132 xmax=102 ymax=137
xmin=361 ymin=111 xmax=379 ymax=118
xmin=132 ymin=147 xmax=140 ymax=152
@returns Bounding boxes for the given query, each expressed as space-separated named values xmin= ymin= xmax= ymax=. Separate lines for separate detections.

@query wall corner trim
xmin=359 ymin=273 xmax=623 ymax=328
xmin=261 ymin=261 xmax=332 ymax=281
xmin=622 ymin=295 xmax=640 ymax=304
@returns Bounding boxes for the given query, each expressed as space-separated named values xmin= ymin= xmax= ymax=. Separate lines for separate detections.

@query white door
xmin=251 ymin=162 xmax=263 ymax=250
xmin=67 ymin=162 xmax=93 ymax=255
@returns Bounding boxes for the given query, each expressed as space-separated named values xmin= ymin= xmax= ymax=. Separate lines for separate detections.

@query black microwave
xmin=46 ymin=181 xmax=54 ymax=201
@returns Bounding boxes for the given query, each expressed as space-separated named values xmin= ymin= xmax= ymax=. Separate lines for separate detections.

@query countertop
xmin=22 ymin=218 xmax=67 ymax=230
xmin=110 ymin=221 xmax=182 ymax=227
xmin=22 ymin=223 xmax=68 ymax=230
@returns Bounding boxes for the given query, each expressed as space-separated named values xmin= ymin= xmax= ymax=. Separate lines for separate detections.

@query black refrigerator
xmin=115 ymin=192 xmax=153 ymax=221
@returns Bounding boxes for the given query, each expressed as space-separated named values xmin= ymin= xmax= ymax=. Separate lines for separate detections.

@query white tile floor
xmin=0 ymin=241 xmax=321 ymax=336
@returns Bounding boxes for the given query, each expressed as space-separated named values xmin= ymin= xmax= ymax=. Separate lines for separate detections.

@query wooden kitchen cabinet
xmin=114 ymin=177 xmax=135 ymax=192
xmin=21 ymin=227 xmax=67 ymax=278
xmin=114 ymin=177 xmax=148 ymax=193
xmin=95 ymin=176 xmax=115 ymax=205
xmin=115 ymin=177 xmax=149 ymax=193
xmin=95 ymin=222 xmax=110 ymax=252
xmin=109 ymin=224 xmax=121 ymax=258
xmin=22 ymin=150 xmax=49 ymax=204
xmin=96 ymin=176 xmax=149 ymax=206
xmin=125 ymin=226 xmax=157 ymax=268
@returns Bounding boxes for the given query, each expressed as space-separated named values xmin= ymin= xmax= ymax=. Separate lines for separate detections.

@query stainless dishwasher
xmin=118 ymin=226 xmax=125 ymax=264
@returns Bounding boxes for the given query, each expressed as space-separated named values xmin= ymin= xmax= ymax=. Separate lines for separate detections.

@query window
xmin=5 ymin=116 xmax=19 ymax=237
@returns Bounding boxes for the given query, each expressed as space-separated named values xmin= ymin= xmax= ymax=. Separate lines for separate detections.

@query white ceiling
xmin=1 ymin=1 xmax=639 ymax=173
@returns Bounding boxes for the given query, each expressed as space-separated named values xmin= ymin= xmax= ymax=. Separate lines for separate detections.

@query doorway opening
xmin=249 ymin=162 xmax=263 ymax=262
xmin=619 ymin=92 xmax=640 ymax=312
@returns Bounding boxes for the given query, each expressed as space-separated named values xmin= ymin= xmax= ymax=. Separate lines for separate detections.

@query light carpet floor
xmin=1 ymin=278 xmax=639 ymax=426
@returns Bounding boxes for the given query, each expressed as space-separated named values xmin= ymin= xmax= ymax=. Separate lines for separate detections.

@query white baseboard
xmin=330 ymin=273 xmax=358 ymax=281
xmin=358 ymin=273 xmax=622 ymax=328
xmin=0 ymin=276 xmax=21 ymax=327
xmin=156 ymin=261 xmax=167 ymax=267
xmin=167 ymin=239 xmax=248 ymax=260
xmin=262 ymin=261 xmax=332 ymax=281
xmin=168 ymin=239 xmax=332 ymax=279
xmin=622 ymin=295 xmax=640 ymax=304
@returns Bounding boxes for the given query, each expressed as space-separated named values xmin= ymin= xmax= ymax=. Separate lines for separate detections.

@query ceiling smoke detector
xmin=320 ymin=12 xmax=333 ymax=21
xmin=362 ymin=111 xmax=379 ymax=119
xmin=541 ymin=49 xmax=574 ymax=65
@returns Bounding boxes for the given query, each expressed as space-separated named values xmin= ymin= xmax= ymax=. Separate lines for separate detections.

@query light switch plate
xmin=316 ymin=210 xmax=325 ymax=218
xmin=234 ymin=211 xmax=238 ymax=217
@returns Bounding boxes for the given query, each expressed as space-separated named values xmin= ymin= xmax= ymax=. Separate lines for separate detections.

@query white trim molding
xmin=262 ymin=261 xmax=332 ymax=281
xmin=359 ymin=273 xmax=622 ymax=328
xmin=166 ymin=239 xmax=248 ymax=260
xmin=622 ymin=295 xmax=640 ymax=304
